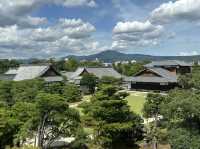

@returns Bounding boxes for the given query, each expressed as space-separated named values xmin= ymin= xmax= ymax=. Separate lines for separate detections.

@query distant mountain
xmin=64 ymin=50 xmax=200 ymax=62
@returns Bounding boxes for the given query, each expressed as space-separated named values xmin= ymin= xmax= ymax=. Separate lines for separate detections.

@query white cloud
xmin=0 ymin=18 xmax=104 ymax=58
xmin=111 ymin=0 xmax=148 ymax=20
xmin=57 ymin=18 xmax=96 ymax=38
xmin=151 ymin=0 xmax=200 ymax=24
xmin=52 ymin=0 xmax=97 ymax=7
xmin=112 ymin=20 xmax=164 ymax=49
xmin=0 ymin=0 xmax=96 ymax=27
xmin=179 ymin=51 xmax=199 ymax=56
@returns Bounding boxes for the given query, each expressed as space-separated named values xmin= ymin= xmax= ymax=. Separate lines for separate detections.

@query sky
xmin=0 ymin=0 xmax=200 ymax=58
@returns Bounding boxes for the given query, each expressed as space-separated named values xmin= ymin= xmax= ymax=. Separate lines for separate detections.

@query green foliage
xmin=82 ymin=84 xmax=143 ymax=148
xmin=0 ymin=108 xmax=19 ymax=148
xmin=178 ymin=74 xmax=193 ymax=89
xmin=51 ymin=57 xmax=104 ymax=72
xmin=11 ymin=102 xmax=37 ymax=143
xmin=54 ymin=58 xmax=79 ymax=71
xmin=100 ymin=76 xmax=122 ymax=86
xmin=98 ymin=84 xmax=118 ymax=97
xmin=12 ymin=79 xmax=44 ymax=102
xmin=160 ymin=88 xmax=200 ymax=148
xmin=0 ymin=59 xmax=20 ymax=73
xmin=35 ymin=92 xmax=68 ymax=115
xmin=143 ymin=93 xmax=166 ymax=147
xmin=44 ymin=82 xmax=64 ymax=94
xmin=178 ymin=66 xmax=200 ymax=90
xmin=143 ymin=93 xmax=165 ymax=118
xmin=63 ymin=83 xmax=82 ymax=102
xmin=79 ymin=61 xmax=103 ymax=67
xmin=35 ymin=92 xmax=81 ymax=147
xmin=113 ymin=61 xmax=147 ymax=76
xmin=168 ymin=128 xmax=200 ymax=149
xmin=161 ymin=89 xmax=200 ymax=127
xmin=63 ymin=58 xmax=79 ymax=71
xmin=80 ymin=73 xmax=98 ymax=94
xmin=0 ymin=81 xmax=14 ymax=106
xmin=7 ymin=146 xmax=39 ymax=149
xmin=69 ymin=128 xmax=88 ymax=149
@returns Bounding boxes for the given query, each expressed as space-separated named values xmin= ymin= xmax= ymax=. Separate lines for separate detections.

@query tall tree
xmin=82 ymin=84 xmax=143 ymax=148
xmin=63 ymin=83 xmax=82 ymax=103
xmin=11 ymin=79 xmax=44 ymax=102
xmin=35 ymin=92 xmax=80 ymax=148
xmin=160 ymin=89 xmax=200 ymax=149
xmin=0 ymin=81 xmax=14 ymax=106
xmin=143 ymin=93 xmax=165 ymax=149
xmin=80 ymin=73 xmax=98 ymax=94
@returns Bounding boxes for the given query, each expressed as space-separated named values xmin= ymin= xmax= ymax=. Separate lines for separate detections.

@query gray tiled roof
xmin=3 ymin=64 xmax=62 ymax=82
xmin=86 ymin=67 xmax=122 ymax=78
xmin=61 ymin=71 xmax=74 ymax=79
xmin=124 ymin=76 xmax=170 ymax=83
xmin=5 ymin=69 xmax=18 ymax=75
xmin=148 ymin=67 xmax=177 ymax=82
xmin=13 ymin=65 xmax=50 ymax=81
xmin=65 ymin=67 xmax=122 ymax=80
xmin=145 ymin=60 xmax=192 ymax=67
xmin=124 ymin=67 xmax=177 ymax=83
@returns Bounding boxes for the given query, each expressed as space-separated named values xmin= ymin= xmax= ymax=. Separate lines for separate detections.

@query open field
xmin=125 ymin=91 xmax=147 ymax=116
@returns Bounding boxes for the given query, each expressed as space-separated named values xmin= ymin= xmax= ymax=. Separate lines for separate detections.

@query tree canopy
xmin=81 ymin=84 xmax=143 ymax=148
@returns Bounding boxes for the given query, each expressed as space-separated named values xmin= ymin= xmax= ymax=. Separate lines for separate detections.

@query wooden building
xmin=124 ymin=60 xmax=192 ymax=91
xmin=144 ymin=60 xmax=192 ymax=75
xmin=62 ymin=67 xmax=122 ymax=85
xmin=1 ymin=64 xmax=63 ymax=82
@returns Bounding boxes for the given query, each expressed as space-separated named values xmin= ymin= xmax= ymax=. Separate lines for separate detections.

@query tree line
xmin=142 ymin=65 xmax=200 ymax=149
xmin=0 ymin=75 xmax=144 ymax=149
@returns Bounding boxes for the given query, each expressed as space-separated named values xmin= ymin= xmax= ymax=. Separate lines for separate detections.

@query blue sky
xmin=0 ymin=0 xmax=200 ymax=58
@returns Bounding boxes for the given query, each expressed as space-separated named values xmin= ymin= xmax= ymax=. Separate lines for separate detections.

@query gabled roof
xmin=145 ymin=60 xmax=192 ymax=67
xmin=70 ymin=68 xmax=85 ymax=79
xmin=86 ymin=67 xmax=122 ymax=78
xmin=61 ymin=71 xmax=74 ymax=79
xmin=65 ymin=67 xmax=122 ymax=80
xmin=3 ymin=64 xmax=62 ymax=81
xmin=125 ymin=67 xmax=177 ymax=83
xmin=13 ymin=65 xmax=50 ymax=81
xmin=148 ymin=67 xmax=177 ymax=82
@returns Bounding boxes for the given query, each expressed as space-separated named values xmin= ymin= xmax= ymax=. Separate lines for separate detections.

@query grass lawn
xmin=125 ymin=91 xmax=147 ymax=116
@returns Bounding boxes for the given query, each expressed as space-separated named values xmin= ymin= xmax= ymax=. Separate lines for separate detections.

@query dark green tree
xmin=11 ymin=79 xmax=44 ymax=102
xmin=44 ymin=82 xmax=64 ymax=95
xmin=100 ymin=76 xmax=122 ymax=86
xmin=63 ymin=83 xmax=82 ymax=102
xmin=0 ymin=107 xmax=18 ymax=148
xmin=113 ymin=61 xmax=147 ymax=76
xmin=82 ymin=84 xmax=143 ymax=148
xmin=160 ymin=89 xmax=200 ymax=149
xmin=35 ymin=92 xmax=81 ymax=148
xmin=0 ymin=81 xmax=14 ymax=106
xmin=80 ymin=73 xmax=98 ymax=94
xmin=143 ymin=93 xmax=165 ymax=149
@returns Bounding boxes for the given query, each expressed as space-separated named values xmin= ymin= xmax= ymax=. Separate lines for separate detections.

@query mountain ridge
xmin=65 ymin=50 xmax=200 ymax=62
